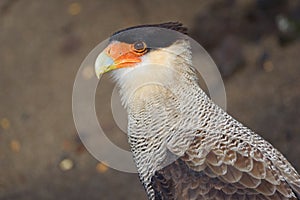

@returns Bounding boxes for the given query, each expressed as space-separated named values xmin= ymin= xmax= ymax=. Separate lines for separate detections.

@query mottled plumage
xmin=95 ymin=22 xmax=300 ymax=200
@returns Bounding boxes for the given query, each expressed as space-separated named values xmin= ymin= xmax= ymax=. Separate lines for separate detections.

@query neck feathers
xmin=112 ymin=39 xmax=193 ymax=109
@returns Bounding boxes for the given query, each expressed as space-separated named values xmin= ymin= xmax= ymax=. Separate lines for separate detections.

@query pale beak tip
xmin=94 ymin=51 xmax=115 ymax=79
xmin=96 ymin=73 xmax=100 ymax=79
xmin=95 ymin=67 xmax=104 ymax=79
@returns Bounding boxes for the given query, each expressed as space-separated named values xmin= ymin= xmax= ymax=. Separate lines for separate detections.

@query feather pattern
xmin=113 ymin=39 xmax=300 ymax=199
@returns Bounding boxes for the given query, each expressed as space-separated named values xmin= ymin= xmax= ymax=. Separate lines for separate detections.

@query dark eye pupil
xmin=134 ymin=42 xmax=145 ymax=51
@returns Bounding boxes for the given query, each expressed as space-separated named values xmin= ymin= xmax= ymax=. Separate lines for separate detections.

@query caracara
xmin=95 ymin=22 xmax=300 ymax=200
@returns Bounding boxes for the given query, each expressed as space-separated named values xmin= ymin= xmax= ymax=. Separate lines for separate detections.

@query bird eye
xmin=133 ymin=41 xmax=147 ymax=53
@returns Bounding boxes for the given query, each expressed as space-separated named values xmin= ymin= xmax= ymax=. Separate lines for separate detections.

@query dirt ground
xmin=0 ymin=0 xmax=299 ymax=199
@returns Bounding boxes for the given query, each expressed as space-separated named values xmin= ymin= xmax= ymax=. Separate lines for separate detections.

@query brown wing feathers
xmin=152 ymin=133 xmax=300 ymax=199
xmin=188 ymin=135 xmax=298 ymax=199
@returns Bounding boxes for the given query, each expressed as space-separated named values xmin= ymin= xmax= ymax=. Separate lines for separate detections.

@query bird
xmin=94 ymin=22 xmax=300 ymax=200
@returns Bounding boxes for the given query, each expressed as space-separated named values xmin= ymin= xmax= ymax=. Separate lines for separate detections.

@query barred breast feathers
xmin=118 ymin=39 xmax=300 ymax=199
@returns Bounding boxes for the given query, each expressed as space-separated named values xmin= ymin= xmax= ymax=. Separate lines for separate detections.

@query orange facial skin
xmin=105 ymin=42 xmax=147 ymax=69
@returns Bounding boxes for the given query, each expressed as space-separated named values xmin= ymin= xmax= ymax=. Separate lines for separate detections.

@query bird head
xmin=95 ymin=22 xmax=192 ymax=106
xmin=95 ymin=22 xmax=188 ymax=75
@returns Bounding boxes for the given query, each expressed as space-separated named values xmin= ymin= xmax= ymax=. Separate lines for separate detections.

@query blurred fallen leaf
xmin=62 ymin=140 xmax=72 ymax=151
xmin=10 ymin=140 xmax=21 ymax=153
xmin=75 ymin=144 xmax=86 ymax=154
xmin=1 ymin=118 xmax=10 ymax=130
xmin=73 ymin=133 xmax=86 ymax=154
xmin=68 ymin=3 xmax=81 ymax=16
xmin=96 ymin=162 xmax=108 ymax=173
xmin=263 ymin=60 xmax=274 ymax=72
xmin=59 ymin=158 xmax=74 ymax=171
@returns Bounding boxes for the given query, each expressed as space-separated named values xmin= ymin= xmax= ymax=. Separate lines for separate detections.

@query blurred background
xmin=1 ymin=0 xmax=300 ymax=199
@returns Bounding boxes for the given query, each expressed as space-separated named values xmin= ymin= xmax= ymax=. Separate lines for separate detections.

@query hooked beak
xmin=95 ymin=51 xmax=116 ymax=79
xmin=94 ymin=42 xmax=142 ymax=79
